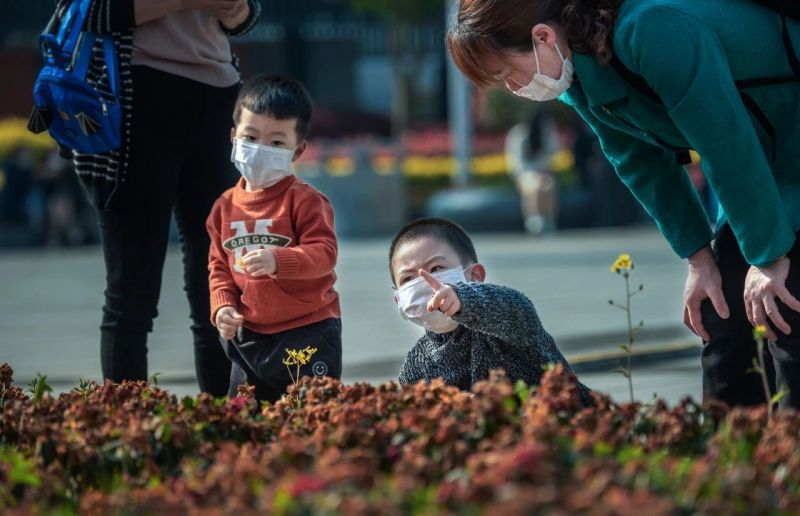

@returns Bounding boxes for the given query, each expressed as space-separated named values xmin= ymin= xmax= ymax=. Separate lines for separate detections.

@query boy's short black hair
xmin=389 ymin=218 xmax=479 ymax=284
xmin=233 ymin=74 xmax=313 ymax=140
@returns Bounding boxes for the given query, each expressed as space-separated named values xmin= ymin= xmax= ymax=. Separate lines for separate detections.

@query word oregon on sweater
xmin=206 ymin=176 xmax=340 ymax=334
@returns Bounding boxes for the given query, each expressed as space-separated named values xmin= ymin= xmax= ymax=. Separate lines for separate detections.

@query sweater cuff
xmin=272 ymin=247 xmax=300 ymax=277
xmin=450 ymin=282 xmax=479 ymax=324
xmin=210 ymin=289 xmax=239 ymax=324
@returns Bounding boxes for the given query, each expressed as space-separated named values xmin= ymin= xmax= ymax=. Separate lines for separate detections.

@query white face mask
xmin=395 ymin=266 xmax=468 ymax=334
xmin=231 ymin=138 xmax=295 ymax=188
xmin=509 ymin=40 xmax=574 ymax=102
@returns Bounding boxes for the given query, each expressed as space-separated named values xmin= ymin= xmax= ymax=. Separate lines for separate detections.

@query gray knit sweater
xmin=399 ymin=282 xmax=584 ymax=394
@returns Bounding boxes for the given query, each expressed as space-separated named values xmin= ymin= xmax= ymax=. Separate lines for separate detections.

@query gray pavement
xmin=0 ymin=227 xmax=704 ymax=405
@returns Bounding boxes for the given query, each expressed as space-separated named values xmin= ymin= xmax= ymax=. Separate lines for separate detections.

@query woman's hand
xmin=683 ymin=246 xmax=730 ymax=341
xmin=217 ymin=0 xmax=249 ymax=29
xmin=744 ymin=256 xmax=800 ymax=340
xmin=181 ymin=0 xmax=248 ymax=25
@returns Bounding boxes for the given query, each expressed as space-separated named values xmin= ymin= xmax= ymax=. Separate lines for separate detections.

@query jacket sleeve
xmin=206 ymin=202 xmax=240 ymax=324
xmin=568 ymin=101 xmax=713 ymax=260
xmin=56 ymin=0 xmax=136 ymax=33
xmin=220 ymin=0 xmax=261 ymax=37
xmin=618 ymin=5 xmax=796 ymax=266
xmin=450 ymin=283 xmax=557 ymax=352
xmin=271 ymin=191 xmax=338 ymax=280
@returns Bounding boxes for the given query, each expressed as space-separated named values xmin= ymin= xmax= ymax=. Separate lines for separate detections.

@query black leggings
xmin=96 ymin=66 xmax=239 ymax=395
xmin=701 ymin=226 xmax=800 ymax=408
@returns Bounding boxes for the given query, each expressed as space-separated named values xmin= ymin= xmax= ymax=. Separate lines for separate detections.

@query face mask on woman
xmin=509 ymin=39 xmax=574 ymax=102
xmin=231 ymin=138 xmax=295 ymax=188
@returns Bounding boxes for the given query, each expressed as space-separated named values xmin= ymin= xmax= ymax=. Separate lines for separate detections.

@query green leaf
xmin=28 ymin=373 xmax=53 ymax=402
xmin=514 ymin=380 xmax=530 ymax=404
xmin=771 ymin=390 xmax=787 ymax=405
xmin=1 ymin=447 xmax=41 ymax=489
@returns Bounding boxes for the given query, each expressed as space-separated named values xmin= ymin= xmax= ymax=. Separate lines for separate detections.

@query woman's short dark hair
xmin=233 ymin=74 xmax=314 ymax=140
xmin=447 ymin=0 xmax=622 ymax=88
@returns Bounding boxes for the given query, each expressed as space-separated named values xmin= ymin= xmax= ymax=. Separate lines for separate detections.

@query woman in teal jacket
xmin=448 ymin=0 xmax=800 ymax=408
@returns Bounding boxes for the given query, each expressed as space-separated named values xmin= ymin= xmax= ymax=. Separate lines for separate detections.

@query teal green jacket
xmin=560 ymin=0 xmax=800 ymax=267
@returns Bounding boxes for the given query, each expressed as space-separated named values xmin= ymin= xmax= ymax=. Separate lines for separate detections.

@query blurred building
xmin=0 ymin=1 xmax=448 ymax=136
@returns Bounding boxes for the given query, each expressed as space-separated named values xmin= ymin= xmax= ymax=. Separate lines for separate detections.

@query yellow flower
xmin=753 ymin=325 xmax=768 ymax=339
xmin=610 ymin=254 xmax=634 ymax=273
xmin=283 ymin=346 xmax=318 ymax=367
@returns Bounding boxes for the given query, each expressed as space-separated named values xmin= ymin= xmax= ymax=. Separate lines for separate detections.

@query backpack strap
xmin=61 ymin=0 xmax=92 ymax=61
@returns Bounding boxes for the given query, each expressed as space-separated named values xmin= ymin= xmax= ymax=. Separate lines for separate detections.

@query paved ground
xmin=0 ymin=227 xmax=704 ymax=405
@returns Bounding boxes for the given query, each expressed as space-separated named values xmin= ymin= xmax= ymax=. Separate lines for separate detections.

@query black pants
xmin=97 ymin=66 xmax=239 ymax=395
xmin=702 ymin=226 xmax=800 ymax=408
xmin=221 ymin=318 xmax=342 ymax=402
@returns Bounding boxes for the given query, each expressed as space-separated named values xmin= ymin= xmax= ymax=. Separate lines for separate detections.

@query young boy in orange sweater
xmin=206 ymin=75 xmax=341 ymax=402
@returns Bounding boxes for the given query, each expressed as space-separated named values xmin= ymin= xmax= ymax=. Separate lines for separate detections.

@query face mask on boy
xmin=510 ymin=39 xmax=573 ymax=102
xmin=396 ymin=266 xmax=469 ymax=334
xmin=231 ymin=138 xmax=295 ymax=188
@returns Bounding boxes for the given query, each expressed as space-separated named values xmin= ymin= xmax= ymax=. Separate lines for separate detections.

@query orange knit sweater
xmin=206 ymin=176 xmax=340 ymax=334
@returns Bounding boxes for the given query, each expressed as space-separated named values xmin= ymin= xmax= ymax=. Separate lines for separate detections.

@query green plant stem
xmin=285 ymin=365 xmax=296 ymax=387
xmin=625 ymin=272 xmax=634 ymax=404
xmin=756 ymin=337 xmax=773 ymax=420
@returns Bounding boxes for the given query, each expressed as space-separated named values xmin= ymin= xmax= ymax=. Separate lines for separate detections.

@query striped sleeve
xmin=85 ymin=0 xmax=136 ymax=33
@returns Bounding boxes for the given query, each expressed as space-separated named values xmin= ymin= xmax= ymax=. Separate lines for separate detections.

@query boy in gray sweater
xmin=390 ymin=218 xmax=589 ymax=399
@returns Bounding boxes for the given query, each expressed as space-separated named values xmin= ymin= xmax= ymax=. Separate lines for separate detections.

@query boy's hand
xmin=241 ymin=249 xmax=277 ymax=277
xmin=215 ymin=305 xmax=243 ymax=340
xmin=420 ymin=269 xmax=461 ymax=316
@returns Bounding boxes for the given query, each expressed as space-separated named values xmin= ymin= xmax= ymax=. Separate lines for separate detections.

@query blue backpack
xmin=27 ymin=0 xmax=121 ymax=154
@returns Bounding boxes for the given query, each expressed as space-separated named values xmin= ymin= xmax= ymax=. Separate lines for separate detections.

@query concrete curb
xmin=18 ymin=337 xmax=703 ymax=389
xmin=568 ymin=339 xmax=701 ymax=374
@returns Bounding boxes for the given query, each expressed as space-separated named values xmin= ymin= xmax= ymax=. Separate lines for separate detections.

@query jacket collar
xmin=563 ymin=52 xmax=630 ymax=108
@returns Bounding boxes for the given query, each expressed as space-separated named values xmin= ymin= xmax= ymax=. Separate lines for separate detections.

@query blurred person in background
xmin=0 ymin=146 xmax=35 ymax=227
xmin=504 ymin=110 xmax=558 ymax=235
xmin=53 ymin=0 xmax=261 ymax=396
xmin=29 ymin=150 xmax=97 ymax=246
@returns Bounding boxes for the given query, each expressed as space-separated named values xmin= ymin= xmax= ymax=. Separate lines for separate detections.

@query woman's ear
xmin=531 ymin=23 xmax=556 ymax=47
xmin=467 ymin=263 xmax=487 ymax=283
xmin=230 ymin=127 xmax=236 ymax=143
xmin=293 ymin=141 xmax=308 ymax=162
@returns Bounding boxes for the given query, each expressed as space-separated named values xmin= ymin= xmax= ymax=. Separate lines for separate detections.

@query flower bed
xmin=2 ymin=362 xmax=799 ymax=514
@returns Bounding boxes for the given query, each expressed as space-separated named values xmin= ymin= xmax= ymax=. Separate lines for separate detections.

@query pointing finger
xmin=419 ymin=269 xmax=444 ymax=291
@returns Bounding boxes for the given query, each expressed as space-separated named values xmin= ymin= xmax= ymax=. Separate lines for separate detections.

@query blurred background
xmin=0 ymin=0 xmax=664 ymax=245
xmin=0 ymin=1 xmax=712 ymax=403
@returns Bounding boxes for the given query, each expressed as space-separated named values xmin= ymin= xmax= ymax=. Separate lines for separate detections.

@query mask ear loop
xmin=554 ymin=42 xmax=566 ymax=65
xmin=532 ymin=37 xmax=542 ymax=75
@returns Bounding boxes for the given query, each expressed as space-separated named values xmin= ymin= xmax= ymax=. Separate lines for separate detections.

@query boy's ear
xmin=293 ymin=141 xmax=308 ymax=162
xmin=230 ymin=127 xmax=236 ymax=143
xmin=468 ymin=263 xmax=486 ymax=283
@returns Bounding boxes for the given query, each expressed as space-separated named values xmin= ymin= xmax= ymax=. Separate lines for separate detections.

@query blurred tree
xmin=350 ymin=0 xmax=444 ymax=137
